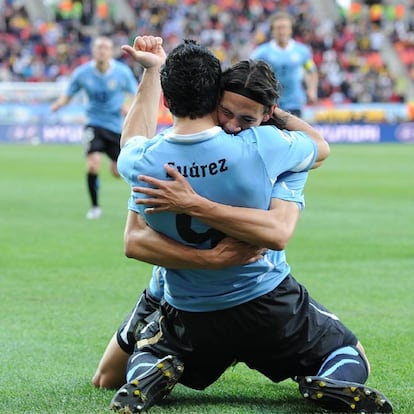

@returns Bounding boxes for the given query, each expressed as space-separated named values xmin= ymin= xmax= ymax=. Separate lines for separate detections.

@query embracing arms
xmin=118 ymin=36 xmax=311 ymax=267
xmin=133 ymin=166 xmax=302 ymax=251
xmin=271 ymin=107 xmax=329 ymax=167
xmin=124 ymin=210 xmax=266 ymax=268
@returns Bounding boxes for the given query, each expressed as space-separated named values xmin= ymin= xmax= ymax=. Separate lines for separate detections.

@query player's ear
xmin=262 ymin=104 xmax=276 ymax=122
xmin=162 ymin=95 xmax=169 ymax=108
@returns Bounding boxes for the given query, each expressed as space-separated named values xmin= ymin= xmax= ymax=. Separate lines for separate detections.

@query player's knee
xmin=87 ymin=165 xmax=99 ymax=175
xmin=92 ymin=367 xmax=126 ymax=390
xmin=92 ymin=370 xmax=110 ymax=389
xmin=110 ymin=164 xmax=120 ymax=177
xmin=92 ymin=369 xmax=124 ymax=390
xmin=92 ymin=371 xmax=102 ymax=388
xmin=87 ymin=153 xmax=101 ymax=174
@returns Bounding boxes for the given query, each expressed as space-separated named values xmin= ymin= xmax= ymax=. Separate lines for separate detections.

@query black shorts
xmin=117 ymin=289 xmax=161 ymax=354
xmin=136 ymin=274 xmax=357 ymax=390
xmin=83 ymin=125 xmax=121 ymax=161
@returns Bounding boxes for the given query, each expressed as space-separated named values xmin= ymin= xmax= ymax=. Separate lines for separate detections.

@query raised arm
xmin=120 ymin=36 xmax=166 ymax=146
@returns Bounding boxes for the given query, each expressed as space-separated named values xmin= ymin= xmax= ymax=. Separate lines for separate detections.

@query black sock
xmin=87 ymin=173 xmax=99 ymax=207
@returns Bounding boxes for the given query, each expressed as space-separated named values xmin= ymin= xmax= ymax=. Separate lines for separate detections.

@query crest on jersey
xmin=107 ymin=79 xmax=117 ymax=90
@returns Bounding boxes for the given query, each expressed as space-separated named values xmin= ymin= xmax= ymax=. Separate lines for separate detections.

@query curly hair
xmin=160 ymin=40 xmax=222 ymax=119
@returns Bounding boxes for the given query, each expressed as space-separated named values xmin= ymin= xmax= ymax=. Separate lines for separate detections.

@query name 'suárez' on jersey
xmin=166 ymin=159 xmax=228 ymax=178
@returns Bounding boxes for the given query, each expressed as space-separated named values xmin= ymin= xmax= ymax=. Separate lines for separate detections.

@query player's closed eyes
xmin=218 ymin=105 xmax=257 ymax=125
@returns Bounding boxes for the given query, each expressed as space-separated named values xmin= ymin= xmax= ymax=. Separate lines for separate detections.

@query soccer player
xmin=51 ymin=36 xmax=138 ymax=219
xmin=110 ymin=36 xmax=392 ymax=413
xmin=92 ymin=59 xmax=311 ymax=390
xmin=251 ymin=11 xmax=318 ymax=117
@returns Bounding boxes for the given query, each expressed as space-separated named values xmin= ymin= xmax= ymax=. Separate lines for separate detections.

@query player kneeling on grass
xmin=97 ymin=36 xmax=393 ymax=414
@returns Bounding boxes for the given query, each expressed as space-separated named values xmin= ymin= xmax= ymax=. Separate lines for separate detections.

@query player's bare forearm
xmin=134 ymin=165 xmax=300 ymax=250
xmin=120 ymin=36 xmax=166 ymax=147
xmin=170 ymin=196 xmax=300 ymax=250
xmin=272 ymin=107 xmax=329 ymax=166
xmin=306 ymin=71 xmax=319 ymax=104
xmin=51 ymin=96 xmax=71 ymax=112
xmin=123 ymin=211 xmax=263 ymax=268
xmin=121 ymin=68 xmax=160 ymax=146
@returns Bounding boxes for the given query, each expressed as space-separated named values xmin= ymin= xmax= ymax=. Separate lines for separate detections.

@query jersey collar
xmin=164 ymin=126 xmax=222 ymax=144
xmin=271 ymin=39 xmax=294 ymax=51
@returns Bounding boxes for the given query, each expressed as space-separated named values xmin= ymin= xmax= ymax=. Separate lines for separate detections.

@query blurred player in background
xmin=51 ymin=36 xmax=138 ymax=219
xmin=251 ymin=11 xmax=318 ymax=118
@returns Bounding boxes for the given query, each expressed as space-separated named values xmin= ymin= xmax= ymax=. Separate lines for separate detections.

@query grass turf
xmin=1 ymin=143 xmax=413 ymax=413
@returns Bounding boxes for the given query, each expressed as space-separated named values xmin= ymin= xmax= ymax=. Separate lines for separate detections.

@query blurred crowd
xmin=1 ymin=0 xmax=413 ymax=104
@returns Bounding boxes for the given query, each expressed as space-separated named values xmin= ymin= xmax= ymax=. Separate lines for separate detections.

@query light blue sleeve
xmin=117 ymin=136 xmax=161 ymax=214
xmin=272 ymin=171 xmax=309 ymax=210
xmin=117 ymin=137 xmax=144 ymax=182
xmin=252 ymin=125 xmax=318 ymax=177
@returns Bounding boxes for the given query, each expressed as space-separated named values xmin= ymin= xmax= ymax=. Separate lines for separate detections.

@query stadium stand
xmin=0 ymin=0 xmax=413 ymax=102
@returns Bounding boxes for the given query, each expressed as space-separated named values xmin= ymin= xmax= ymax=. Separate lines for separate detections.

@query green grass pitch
xmin=1 ymin=143 xmax=413 ymax=413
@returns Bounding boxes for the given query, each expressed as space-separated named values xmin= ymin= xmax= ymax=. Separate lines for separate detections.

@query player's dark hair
xmin=160 ymin=39 xmax=222 ymax=119
xmin=221 ymin=59 xmax=280 ymax=114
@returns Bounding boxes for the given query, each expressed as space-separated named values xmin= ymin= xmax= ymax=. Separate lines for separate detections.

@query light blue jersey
xmin=66 ymin=60 xmax=138 ymax=133
xmin=251 ymin=39 xmax=316 ymax=111
xmin=272 ymin=170 xmax=308 ymax=210
xmin=118 ymin=125 xmax=317 ymax=311
xmin=147 ymin=169 xmax=309 ymax=304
